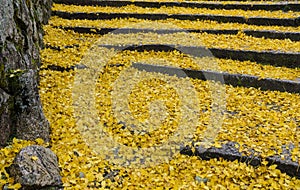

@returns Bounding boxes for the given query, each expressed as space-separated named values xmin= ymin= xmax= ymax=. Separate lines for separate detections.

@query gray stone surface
xmin=0 ymin=0 xmax=52 ymax=146
xmin=14 ymin=70 xmax=50 ymax=141
xmin=0 ymin=88 xmax=13 ymax=147
xmin=9 ymin=145 xmax=62 ymax=189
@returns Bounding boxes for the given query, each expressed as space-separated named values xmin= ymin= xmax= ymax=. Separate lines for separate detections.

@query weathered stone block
xmin=9 ymin=145 xmax=63 ymax=189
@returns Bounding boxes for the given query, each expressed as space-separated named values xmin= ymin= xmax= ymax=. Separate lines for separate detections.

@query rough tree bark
xmin=0 ymin=0 xmax=52 ymax=147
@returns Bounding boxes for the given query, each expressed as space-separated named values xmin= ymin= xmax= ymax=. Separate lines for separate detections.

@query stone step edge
xmin=53 ymin=0 xmax=300 ymax=12
xmin=40 ymin=62 xmax=300 ymax=94
xmin=52 ymin=11 xmax=300 ymax=27
xmin=54 ymin=26 xmax=300 ymax=41
xmin=43 ymin=44 xmax=300 ymax=69
xmin=131 ymin=62 xmax=300 ymax=94
xmin=180 ymin=141 xmax=300 ymax=179
xmin=97 ymin=44 xmax=299 ymax=69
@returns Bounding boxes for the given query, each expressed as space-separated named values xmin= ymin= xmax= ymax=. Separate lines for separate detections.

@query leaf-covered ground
xmin=49 ymin=16 xmax=300 ymax=32
xmin=1 ymin=0 xmax=300 ymax=189
xmin=52 ymin=4 xmax=299 ymax=19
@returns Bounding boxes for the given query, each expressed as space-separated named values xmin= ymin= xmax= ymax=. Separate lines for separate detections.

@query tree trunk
xmin=0 ymin=0 xmax=52 ymax=147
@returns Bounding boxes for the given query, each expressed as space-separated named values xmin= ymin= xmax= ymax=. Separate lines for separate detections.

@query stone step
xmin=131 ymin=62 xmax=300 ymax=94
xmin=53 ymin=0 xmax=300 ymax=12
xmin=180 ymin=141 xmax=300 ymax=179
xmin=95 ymin=44 xmax=300 ymax=68
xmin=40 ymin=61 xmax=300 ymax=94
xmin=52 ymin=11 xmax=300 ymax=27
xmin=55 ymin=26 xmax=300 ymax=41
